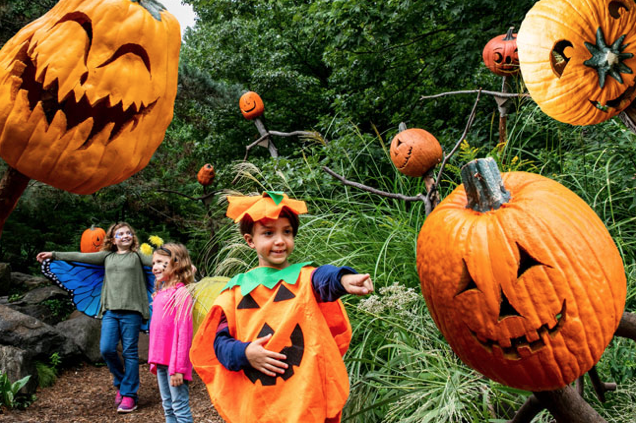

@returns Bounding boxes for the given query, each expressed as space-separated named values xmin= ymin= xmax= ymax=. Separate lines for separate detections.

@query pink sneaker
xmin=115 ymin=390 xmax=122 ymax=406
xmin=117 ymin=396 xmax=137 ymax=413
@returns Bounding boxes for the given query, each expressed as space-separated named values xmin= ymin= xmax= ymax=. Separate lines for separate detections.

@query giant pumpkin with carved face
xmin=517 ymin=0 xmax=636 ymax=125
xmin=0 ymin=0 xmax=180 ymax=194
xmin=190 ymin=264 xmax=352 ymax=422
xmin=417 ymin=158 xmax=626 ymax=391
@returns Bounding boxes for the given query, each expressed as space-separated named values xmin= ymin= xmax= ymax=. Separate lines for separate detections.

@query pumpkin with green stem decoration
xmin=517 ymin=0 xmax=636 ymax=125
xmin=417 ymin=157 xmax=626 ymax=391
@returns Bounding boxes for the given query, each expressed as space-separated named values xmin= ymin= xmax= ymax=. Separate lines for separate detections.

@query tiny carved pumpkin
xmin=239 ymin=91 xmax=264 ymax=120
xmin=517 ymin=0 xmax=636 ymax=125
xmin=390 ymin=128 xmax=443 ymax=177
xmin=0 ymin=0 xmax=181 ymax=194
xmin=197 ymin=163 xmax=215 ymax=186
xmin=417 ymin=158 xmax=626 ymax=391
xmin=80 ymin=225 xmax=105 ymax=253
xmin=483 ymin=27 xmax=520 ymax=76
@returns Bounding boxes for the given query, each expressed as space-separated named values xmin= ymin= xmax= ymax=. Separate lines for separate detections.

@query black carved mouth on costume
xmin=243 ymin=323 xmax=305 ymax=386
xmin=470 ymin=300 xmax=566 ymax=360
xmin=14 ymin=45 xmax=156 ymax=149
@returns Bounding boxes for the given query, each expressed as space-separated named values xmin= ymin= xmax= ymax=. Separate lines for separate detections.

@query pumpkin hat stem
xmin=0 ymin=166 xmax=30 ymax=238
xmin=461 ymin=157 xmax=510 ymax=212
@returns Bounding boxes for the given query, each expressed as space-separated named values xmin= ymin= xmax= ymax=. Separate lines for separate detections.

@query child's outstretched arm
xmin=245 ymin=334 xmax=288 ymax=377
xmin=341 ymin=273 xmax=374 ymax=296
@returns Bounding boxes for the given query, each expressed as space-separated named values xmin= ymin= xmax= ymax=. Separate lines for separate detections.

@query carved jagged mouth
xmin=590 ymin=84 xmax=636 ymax=112
xmin=471 ymin=300 xmax=566 ymax=360
xmin=13 ymin=48 xmax=156 ymax=149
xmin=398 ymin=146 xmax=413 ymax=169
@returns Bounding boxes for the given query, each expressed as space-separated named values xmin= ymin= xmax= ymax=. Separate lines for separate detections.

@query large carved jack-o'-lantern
xmin=517 ymin=0 xmax=636 ymax=125
xmin=0 ymin=0 xmax=181 ymax=194
xmin=417 ymin=158 xmax=626 ymax=391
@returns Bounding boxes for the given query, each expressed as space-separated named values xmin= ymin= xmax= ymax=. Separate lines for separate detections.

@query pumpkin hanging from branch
xmin=0 ymin=0 xmax=181 ymax=195
xmin=483 ymin=27 xmax=520 ymax=76
xmin=80 ymin=225 xmax=105 ymax=253
xmin=389 ymin=128 xmax=443 ymax=178
xmin=197 ymin=163 xmax=215 ymax=187
xmin=517 ymin=0 xmax=636 ymax=125
xmin=416 ymin=157 xmax=626 ymax=391
xmin=239 ymin=91 xmax=265 ymax=120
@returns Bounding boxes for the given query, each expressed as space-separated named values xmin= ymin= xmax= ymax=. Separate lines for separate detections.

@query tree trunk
xmin=533 ymin=386 xmax=607 ymax=423
xmin=0 ymin=166 xmax=30 ymax=237
xmin=615 ymin=311 xmax=636 ymax=341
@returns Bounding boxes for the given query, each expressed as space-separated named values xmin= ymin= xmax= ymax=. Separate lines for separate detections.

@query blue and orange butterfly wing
xmin=42 ymin=259 xmax=104 ymax=318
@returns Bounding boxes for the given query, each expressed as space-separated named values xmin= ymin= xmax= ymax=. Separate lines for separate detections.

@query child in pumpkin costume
xmin=190 ymin=191 xmax=374 ymax=423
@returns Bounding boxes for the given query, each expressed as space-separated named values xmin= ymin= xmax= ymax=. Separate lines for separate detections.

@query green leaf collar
xmin=222 ymin=262 xmax=313 ymax=296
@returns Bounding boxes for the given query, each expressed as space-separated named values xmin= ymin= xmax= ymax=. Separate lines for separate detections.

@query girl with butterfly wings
xmin=36 ymin=222 xmax=154 ymax=414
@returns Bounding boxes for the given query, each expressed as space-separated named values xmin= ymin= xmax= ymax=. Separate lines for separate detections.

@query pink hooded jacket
xmin=148 ymin=283 xmax=193 ymax=380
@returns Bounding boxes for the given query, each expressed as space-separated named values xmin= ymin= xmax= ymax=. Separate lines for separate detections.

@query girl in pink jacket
xmin=148 ymin=243 xmax=194 ymax=423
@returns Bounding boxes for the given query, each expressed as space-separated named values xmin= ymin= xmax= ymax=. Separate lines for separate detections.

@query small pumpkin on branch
xmin=482 ymin=27 xmax=520 ymax=76
xmin=80 ymin=225 xmax=106 ymax=253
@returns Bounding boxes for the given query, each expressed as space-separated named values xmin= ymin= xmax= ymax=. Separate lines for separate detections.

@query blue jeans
xmin=100 ymin=310 xmax=142 ymax=400
xmin=156 ymin=365 xmax=193 ymax=423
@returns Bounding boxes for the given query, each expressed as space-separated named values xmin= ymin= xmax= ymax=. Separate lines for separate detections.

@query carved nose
xmin=498 ymin=289 xmax=522 ymax=321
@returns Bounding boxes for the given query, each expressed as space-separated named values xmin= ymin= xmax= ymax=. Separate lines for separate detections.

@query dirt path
xmin=1 ymin=362 xmax=224 ymax=422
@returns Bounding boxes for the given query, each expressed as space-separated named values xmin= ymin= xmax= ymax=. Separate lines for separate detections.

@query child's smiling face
xmin=113 ymin=226 xmax=133 ymax=251
xmin=152 ymin=253 xmax=172 ymax=283
xmin=244 ymin=217 xmax=295 ymax=270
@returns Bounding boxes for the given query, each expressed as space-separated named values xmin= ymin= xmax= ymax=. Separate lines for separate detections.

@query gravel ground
xmin=0 ymin=362 xmax=225 ymax=423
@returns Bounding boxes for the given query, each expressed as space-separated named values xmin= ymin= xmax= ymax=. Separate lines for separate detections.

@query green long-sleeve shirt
xmin=52 ymin=250 xmax=153 ymax=320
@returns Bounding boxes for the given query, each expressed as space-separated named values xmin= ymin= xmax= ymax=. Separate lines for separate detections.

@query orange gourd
xmin=517 ymin=0 xmax=636 ymax=125
xmin=482 ymin=27 xmax=520 ymax=76
xmin=80 ymin=225 xmax=105 ymax=253
xmin=239 ymin=91 xmax=264 ymax=120
xmin=0 ymin=0 xmax=181 ymax=194
xmin=197 ymin=163 xmax=215 ymax=186
xmin=416 ymin=158 xmax=626 ymax=391
xmin=390 ymin=128 xmax=443 ymax=177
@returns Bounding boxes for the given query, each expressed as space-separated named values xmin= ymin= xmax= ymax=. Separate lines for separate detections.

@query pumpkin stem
xmin=584 ymin=27 xmax=634 ymax=89
xmin=503 ymin=26 xmax=515 ymax=41
xmin=461 ymin=157 xmax=510 ymax=212
xmin=131 ymin=0 xmax=167 ymax=22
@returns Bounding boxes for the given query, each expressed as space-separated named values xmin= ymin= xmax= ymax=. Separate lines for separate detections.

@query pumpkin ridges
xmin=417 ymin=167 xmax=625 ymax=390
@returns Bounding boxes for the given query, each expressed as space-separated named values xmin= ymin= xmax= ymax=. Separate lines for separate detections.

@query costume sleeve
xmin=138 ymin=252 xmax=153 ymax=267
xmin=52 ymin=251 xmax=110 ymax=265
xmin=170 ymin=288 xmax=193 ymax=376
xmin=214 ymin=312 xmax=250 ymax=371
xmin=311 ymin=265 xmax=357 ymax=302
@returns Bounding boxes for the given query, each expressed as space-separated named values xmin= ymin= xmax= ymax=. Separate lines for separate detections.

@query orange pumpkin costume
xmin=190 ymin=192 xmax=353 ymax=422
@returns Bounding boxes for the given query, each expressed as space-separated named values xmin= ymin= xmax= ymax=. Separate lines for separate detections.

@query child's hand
xmin=36 ymin=252 xmax=53 ymax=263
xmin=170 ymin=373 xmax=184 ymax=387
xmin=245 ymin=334 xmax=288 ymax=377
xmin=342 ymin=273 xmax=374 ymax=296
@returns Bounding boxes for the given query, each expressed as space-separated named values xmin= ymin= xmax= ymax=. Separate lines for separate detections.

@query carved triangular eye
xmin=517 ymin=244 xmax=543 ymax=279
xmin=273 ymin=284 xmax=296 ymax=302
xmin=498 ymin=289 xmax=522 ymax=320
xmin=256 ymin=323 xmax=274 ymax=338
xmin=456 ymin=259 xmax=480 ymax=296
xmin=237 ymin=293 xmax=260 ymax=309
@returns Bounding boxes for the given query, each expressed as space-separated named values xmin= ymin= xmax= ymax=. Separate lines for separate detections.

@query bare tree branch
xmin=421 ymin=89 xmax=529 ymax=101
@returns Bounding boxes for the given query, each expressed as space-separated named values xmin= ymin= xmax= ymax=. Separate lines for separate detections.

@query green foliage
xmin=41 ymin=299 xmax=74 ymax=321
xmin=0 ymin=373 xmax=31 ymax=410
xmin=35 ymin=352 xmax=62 ymax=389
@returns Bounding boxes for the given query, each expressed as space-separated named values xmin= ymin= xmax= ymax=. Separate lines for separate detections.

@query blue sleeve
xmin=214 ymin=326 xmax=251 ymax=372
xmin=311 ymin=265 xmax=357 ymax=302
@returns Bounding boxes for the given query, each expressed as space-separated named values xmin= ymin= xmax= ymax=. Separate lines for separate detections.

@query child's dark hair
xmin=239 ymin=207 xmax=300 ymax=236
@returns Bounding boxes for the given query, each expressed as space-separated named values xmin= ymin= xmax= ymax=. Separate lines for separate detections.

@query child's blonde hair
xmin=153 ymin=243 xmax=195 ymax=291
xmin=101 ymin=222 xmax=139 ymax=252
